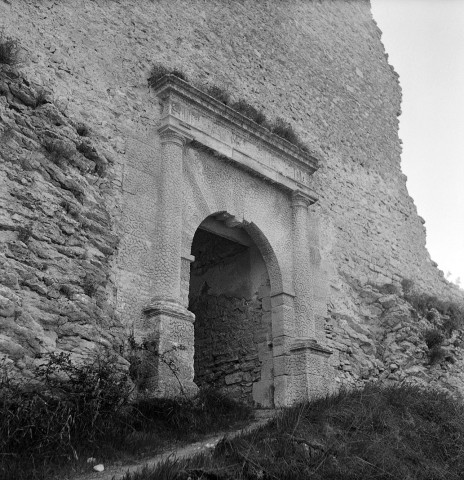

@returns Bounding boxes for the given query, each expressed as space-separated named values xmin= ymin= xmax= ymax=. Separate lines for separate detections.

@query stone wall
xmin=0 ymin=64 xmax=126 ymax=376
xmin=192 ymin=293 xmax=262 ymax=405
xmin=189 ymin=228 xmax=274 ymax=406
xmin=1 ymin=1 xmax=463 ymax=395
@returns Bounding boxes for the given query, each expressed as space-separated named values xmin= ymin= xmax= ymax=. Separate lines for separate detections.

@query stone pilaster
xmin=292 ymin=191 xmax=316 ymax=338
xmin=140 ymin=125 xmax=197 ymax=398
xmin=151 ymin=125 xmax=190 ymax=303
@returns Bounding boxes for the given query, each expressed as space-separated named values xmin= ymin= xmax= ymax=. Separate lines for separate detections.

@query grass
xmin=122 ymin=383 xmax=464 ymax=480
xmin=148 ymin=63 xmax=188 ymax=87
xmin=147 ymin=64 xmax=311 ymax=152
xmin=0 ymin=353 xmax=252 ymax=480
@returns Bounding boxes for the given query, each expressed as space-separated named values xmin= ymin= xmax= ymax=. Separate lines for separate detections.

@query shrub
xmin=60 ymin=199 xmax=80 ymax=219
xmin=0 ymin=352 xmax=132 ymax=479
xmin=34 ymin=89 xmax=49 ymax=108
xmin=59 ymin=284 xmax=73 ymax=299
xmin=424 ymin=328 xmax=444 ymax=349
xmin=429 ymin=345 xmax=446 ymax=365
xmin=401 ymin=278 xmax=414 ymax=295
xmin=271 ymin=117 xmax=300 ymax=144
xmin=205 ymin=85 xmax=230 ymax=105
xmin=75 ymin=123 xmax=90 ymax=137
xmin=378 ymin=283 xmax=399 ymax=295
xmin=231 ymin=98 xmax=267 ymax=125
xmin=82 ymin=274 xmax=98 ymax=297
xmin=43 ymin=137 xmax=75 ymax=166
xmin=0 ymin=30 xmax=20 ymax=65
xmin=405 ymin=292 xmax=464 ymax=331
xmin=148 ymin=63 xmax=188 ymax=87
xmin=17 ymin=224 xmax=32 ymax=243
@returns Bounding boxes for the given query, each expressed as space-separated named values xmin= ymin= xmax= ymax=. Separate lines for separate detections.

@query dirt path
xmin=74 ymin=414 xmax=275 ymax=480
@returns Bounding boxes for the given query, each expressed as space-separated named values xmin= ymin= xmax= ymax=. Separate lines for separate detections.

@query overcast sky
xmin=371 ymin=0 xmax=464 ymax=287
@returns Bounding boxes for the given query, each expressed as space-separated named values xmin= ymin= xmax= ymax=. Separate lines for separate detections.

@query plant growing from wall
xmin=42 ymin=137 xmax=76 ymax=167
xmin=0 ymin=30 xmax=20 ymax=65
xmin=127 ymin=333 xmax=187 ymax=396
xmin=147 ymin=64 xmax=310 ymax=152
xmin=17 ymin=224 xmax=33 ymax=243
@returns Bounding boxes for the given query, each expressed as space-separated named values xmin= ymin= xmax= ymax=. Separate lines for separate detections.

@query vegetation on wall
xmin=0 ymin=30 xmax=20 ymax=65
xmin=148 ymin=63 xmax=309 ymax=152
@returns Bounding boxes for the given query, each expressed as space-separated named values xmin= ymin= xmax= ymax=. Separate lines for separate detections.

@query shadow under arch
xmin=186 ymin=211 xmax=284 ymax=295
xmin=187 ymin=211 xmax=285 ymax=407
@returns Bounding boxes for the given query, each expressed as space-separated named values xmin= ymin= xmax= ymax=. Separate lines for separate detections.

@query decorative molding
xmin=152 ymin=75 xmax=321 ymax=198
xmin=143 ymin=299 xmax=196 ymax=323
xmin=290 ymin=338 xmax=332 ymax=356
xmin=292 ymin=190 xmax=317 ymax=209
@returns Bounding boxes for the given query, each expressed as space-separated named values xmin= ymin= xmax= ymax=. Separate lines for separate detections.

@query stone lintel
xmin=152 ymin=75 xmax=321 ymax=198
xmin=290 ymin=338 xmax=332 ymax=356
xmin=143 ymin=299 xmax=195 ymax=323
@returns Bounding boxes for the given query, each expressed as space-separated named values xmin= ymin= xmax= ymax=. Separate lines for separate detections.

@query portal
xmin=189 ymin=215 xmax=274 ymax=407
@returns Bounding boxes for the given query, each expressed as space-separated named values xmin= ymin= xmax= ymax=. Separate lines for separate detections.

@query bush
xmin=0 ymin=30 xmax=20 ymax=65
xmin=401 ymin=278 xmax=414 ymax=295
xmin=148 ymin=63 xmax=188 ymax=87
xmin=424 ymin=328 xmax=444 ymax=349
xmin=231 ymin=98 xmax=267 ymax=125
xmin=378 ymin=283 xmax=399 ymax=295
xmin=429 ymin=345 xmax=446 ymax=365
xmin=82 ymin=274 xmax=98 ymax=297
xmin=75 ymin=123 xmax=90 ymax=137
xmin=205 ymin=85 xmax=230 ymax=105
xmin=271 ymin=117 xmax=300 ymax=144
xmin=17 ymin=224 xmax=33 ymax=243
xmin=405 ymin=292 xmax=464 ymax=331
xmin=34 ymin=89 xmax=49 ymax=108
xmin=0 ymin=352 xmax=132 ymax=479
xmin=42 ymin=137 xmax=75 ymax=166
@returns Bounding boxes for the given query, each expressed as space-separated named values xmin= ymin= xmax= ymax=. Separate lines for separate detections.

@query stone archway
xmin=188 ymin=213 xmax=275 ymax=407
xmin=122 ymin=74 xmax=333 ymax=406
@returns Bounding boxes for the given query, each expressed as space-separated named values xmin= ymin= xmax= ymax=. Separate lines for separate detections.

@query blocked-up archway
xmin=189 ymin=214 xmax=274 ymax=407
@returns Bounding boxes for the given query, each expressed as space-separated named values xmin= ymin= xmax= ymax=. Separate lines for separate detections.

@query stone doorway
xmin=188 ymin=215 xmax=275 ymax=408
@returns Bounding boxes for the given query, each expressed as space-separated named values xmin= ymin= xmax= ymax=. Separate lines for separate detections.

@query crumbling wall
xmin=1 ymin=1 xmax=463 ymax=393
xmin=0 ymin=64 xmax=125 ymax=376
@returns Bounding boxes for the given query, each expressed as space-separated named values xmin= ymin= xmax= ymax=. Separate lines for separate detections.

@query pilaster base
xmin=139 ymin=299 xmax=198 ymax=398
xmin=274 ymin=338 xmax=333 ymax=407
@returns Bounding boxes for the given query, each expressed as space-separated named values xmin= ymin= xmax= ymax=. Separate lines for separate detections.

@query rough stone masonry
xmin=0 ymin=0 xmax=463 ymax=406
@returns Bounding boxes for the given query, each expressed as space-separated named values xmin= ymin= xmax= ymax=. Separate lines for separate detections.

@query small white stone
xmin=87 ymin=457 xmax=96 ymax=464
xmin=93 ymin=464 xmax=104 ymax=472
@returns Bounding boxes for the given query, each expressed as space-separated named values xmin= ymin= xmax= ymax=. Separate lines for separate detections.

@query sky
xmin=371 ymin=0 xmax=464 ymax=287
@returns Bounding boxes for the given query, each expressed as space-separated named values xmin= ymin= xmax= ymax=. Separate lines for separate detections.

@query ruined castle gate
xmin=117 ymin=75 xmax=333 ymax=407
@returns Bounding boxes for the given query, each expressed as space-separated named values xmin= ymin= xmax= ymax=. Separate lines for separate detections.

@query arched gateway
xmin=117 ymin=75 xmax=333 ymax=407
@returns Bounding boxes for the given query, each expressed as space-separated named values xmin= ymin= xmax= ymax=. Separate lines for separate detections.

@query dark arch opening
xmin=188 ymin=215 xmax=275 ymax=407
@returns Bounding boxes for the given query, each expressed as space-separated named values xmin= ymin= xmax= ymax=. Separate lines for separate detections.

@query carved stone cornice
xmin=152 ymin=75 xmax=321 ymax=198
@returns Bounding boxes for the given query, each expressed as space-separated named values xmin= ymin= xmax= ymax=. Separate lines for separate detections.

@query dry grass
xmin=123 ymin=383 xmax=464 ymax=480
